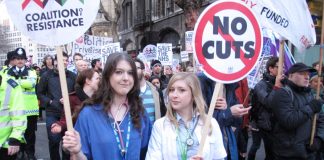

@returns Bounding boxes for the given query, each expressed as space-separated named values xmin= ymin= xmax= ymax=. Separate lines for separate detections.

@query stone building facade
xmin=118 ymin=0 xmax=216 ymax=56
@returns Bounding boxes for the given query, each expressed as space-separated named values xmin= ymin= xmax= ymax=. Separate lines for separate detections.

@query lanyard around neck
xmin=108 ymin=101 xmax=130 ymax=159
xmin=110 ymin=113 xmax=131 ymax=159
xmin=176 ymin=115 xmax=200 ymax=160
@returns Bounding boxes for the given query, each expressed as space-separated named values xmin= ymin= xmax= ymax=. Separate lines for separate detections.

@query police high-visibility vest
xmin=0 ymin=73 xmax=27 ymax=148
xmin=18 ymin=69 xmax=39 ymax=116
xmin=0 ymin=66 xmax=8 ymax=85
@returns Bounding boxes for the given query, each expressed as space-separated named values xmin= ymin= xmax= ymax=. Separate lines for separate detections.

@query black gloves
xmin=8 ymin=138 xmax=21 ymax=146
xmin=307 ymin=137 xmax=322 ymax=152
xmin=309 ymin=99 xmax=323 ymax=113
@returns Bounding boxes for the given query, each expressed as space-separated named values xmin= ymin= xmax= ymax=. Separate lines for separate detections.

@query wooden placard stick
xmin=197 ymin=82 xmax=223 ymax=156
xmin=276 ymin=40 xmax=285 ymax=79
xmin=56 ymin=47 xmax=73 ymax=131
xmin=310 ymin=1 xmax=324 ymax=145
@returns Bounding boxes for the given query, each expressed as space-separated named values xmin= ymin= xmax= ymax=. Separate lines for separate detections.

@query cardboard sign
xmin=5 ymin=0 xmax=100 ymax=132
xmin=5 ymin=0 xmax=100 ymax=46
xmin=181 ymin=51 xmax=189 ymax=62
xmin=193 ymin=0 xmax=263 ymax=83
xmin=185 ymin=31 xmax=194 ymax=53
xmin=157 ymin=43 xmax=173 ymax=65
xmin=73 ymin=34 xmax=113 ymax=60
xmin=143 ymin=44 xmax=157 ymax=60
xmin=101 ymin=42 xmax=121 ymax=63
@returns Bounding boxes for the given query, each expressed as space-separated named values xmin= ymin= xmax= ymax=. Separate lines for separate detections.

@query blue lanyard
xmin=110 ymin=114 xmax=131 ymax=159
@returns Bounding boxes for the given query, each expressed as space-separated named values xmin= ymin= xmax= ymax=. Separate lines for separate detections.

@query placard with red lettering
xmin=193 ymin=0 xmax=263 ymax=83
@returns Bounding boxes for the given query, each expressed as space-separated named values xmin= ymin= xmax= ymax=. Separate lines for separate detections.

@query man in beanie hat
xmin=150 ymin=60 xmax=167 ymax=89
xmin=151 ymin=60 xmax=162 ymax=75
xmin=270 ymin=62 xmax=324 ymax=159
xmin=7 ymin=47 xmax=39 ymax=160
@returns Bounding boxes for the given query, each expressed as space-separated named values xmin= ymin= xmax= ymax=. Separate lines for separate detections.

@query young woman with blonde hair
xmin=146 ymin=72 xmax=226 ymax=160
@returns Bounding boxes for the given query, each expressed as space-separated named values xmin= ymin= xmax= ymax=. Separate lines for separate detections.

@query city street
xmin=35 ymin=120 xmax=50 ymax=160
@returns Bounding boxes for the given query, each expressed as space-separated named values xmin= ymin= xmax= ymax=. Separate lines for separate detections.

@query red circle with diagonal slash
xmin=193 ymin=0 xmax=262 ymax=83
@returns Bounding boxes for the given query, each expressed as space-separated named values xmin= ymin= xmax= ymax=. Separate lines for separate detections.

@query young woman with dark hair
xmin=62 ymin=53 xmax=151 ymax=160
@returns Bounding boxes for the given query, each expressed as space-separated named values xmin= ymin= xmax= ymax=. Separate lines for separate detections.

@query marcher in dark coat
xmin=249 ymin=57 xmax=282 ymax=160
xmin=198 ymin=72 xmax=250 ymax=160
xmin=50 ymin=69 xmax=100 ymax=133
xmin=36 ymin=52 xmax=76 ymax=160
xmin=270 ymin=63 xmax=324 ymax=160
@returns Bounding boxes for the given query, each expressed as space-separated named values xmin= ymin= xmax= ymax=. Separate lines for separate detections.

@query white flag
xmin=247 ymin=0 xmax=316 ymax=51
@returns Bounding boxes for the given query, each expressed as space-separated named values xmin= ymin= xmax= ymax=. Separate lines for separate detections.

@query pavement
xmin=35 ymin=120 xmax=50 ymax=160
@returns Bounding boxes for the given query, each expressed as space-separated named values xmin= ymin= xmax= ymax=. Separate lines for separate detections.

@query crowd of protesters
xmin=0 ymin=47 xmax=323 ymax=160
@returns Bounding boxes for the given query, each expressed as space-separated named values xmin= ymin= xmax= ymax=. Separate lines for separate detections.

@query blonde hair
xmin=166 ymin=72 xmax=207 ymax=128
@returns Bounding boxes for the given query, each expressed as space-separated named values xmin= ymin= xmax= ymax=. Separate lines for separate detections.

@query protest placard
xmin=180 ymin=51 xmax=189 ymax=62
xmin=185 ymin=31 xmax=194 ymax=53
xmin=157 ymin=43 xmax=173 ymax=65
xmin=143 ymin=44 xmax=157 ymax=60
xmin=73 ymin=34 xmax=113 ymax=60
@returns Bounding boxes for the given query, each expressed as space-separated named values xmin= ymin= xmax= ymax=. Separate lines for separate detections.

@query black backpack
xmin=249 ymin=81 xmax=274 ymax=131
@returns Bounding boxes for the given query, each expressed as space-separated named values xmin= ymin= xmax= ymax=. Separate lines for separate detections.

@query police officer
xmin=0 ymin=52 xmax=27 ymax=159
xmin=0 ymin=51 xmax=18 ymax=86
xmin=7 ymin=48 xmax=38 ymax=160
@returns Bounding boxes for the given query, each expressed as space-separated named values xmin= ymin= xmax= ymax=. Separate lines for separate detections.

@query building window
xmin=158 ymin=0 xmax=165 ymax=18
xmin=166 ymin=0 xmax=173 ymax=15
xmin=123 ymin=1 xmax=133 ymax=30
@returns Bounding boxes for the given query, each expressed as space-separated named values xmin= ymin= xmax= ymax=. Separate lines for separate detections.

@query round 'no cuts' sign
xmin=193 ymin=0 xmax=263 ymax=83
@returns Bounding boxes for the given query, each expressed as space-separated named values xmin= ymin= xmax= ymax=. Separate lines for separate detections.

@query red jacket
xmin=55 ymin=89 xmax=88 ymax=131
xmin=235 ymin=78 xmax=250 ymax=128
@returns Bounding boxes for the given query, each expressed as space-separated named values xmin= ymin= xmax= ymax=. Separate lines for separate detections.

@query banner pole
xmin=56 ymin=46 xmax=73 ymax=131
xmin=193 ymin=53 xmax=196 ymax=73
xmin=310 ymin=0 xmax=324 ymax=145
xmin=277 ymin=40 xmax=285 ymax=79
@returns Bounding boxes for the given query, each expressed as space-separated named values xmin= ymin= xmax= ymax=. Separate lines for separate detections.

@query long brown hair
xmin=83 ymin=53 xmax=144 ymax=130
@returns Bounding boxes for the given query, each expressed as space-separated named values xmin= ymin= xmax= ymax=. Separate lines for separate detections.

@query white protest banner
xmin=143 ymin=44 xmax=157 ymax=60
xmin=185 ymin=31 xmax=194 ymax=53
xmin=180 ymin=51 xmax=189 ymax=62
xmin=5 ymin=0 xmax=100 ymax=46
xmin=101 ymin=42 xmax=121 ymax=63
xmin=157 ymin=43 xmax=173 ymax=65
xmin=73 ymin=34 xmax=113 ymax=60
xmin=243 ymin=0 xmax=316 ymax=51
xmin=5 ymin=0 xmax=100 ymax=131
